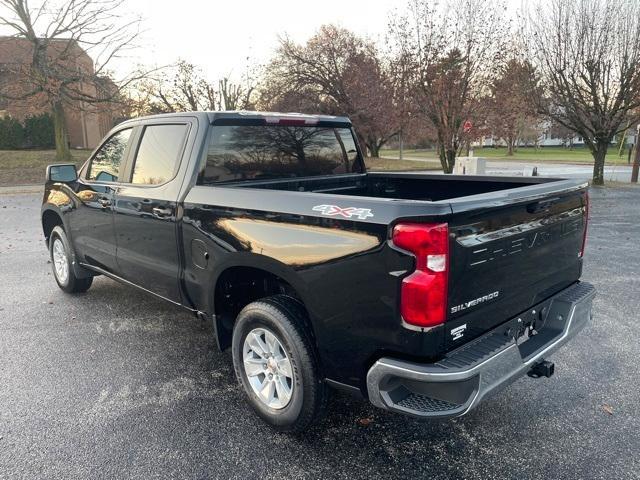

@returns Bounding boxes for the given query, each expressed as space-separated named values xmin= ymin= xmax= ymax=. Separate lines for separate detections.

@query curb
xmin=0 ymin=184 xmax=43 ymax=195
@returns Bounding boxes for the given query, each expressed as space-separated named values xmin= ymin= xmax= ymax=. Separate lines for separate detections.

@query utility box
xmin=454 ymin=157 xmax=486 ymax=175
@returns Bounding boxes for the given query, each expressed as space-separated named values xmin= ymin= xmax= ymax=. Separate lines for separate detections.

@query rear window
xmin=198 ymin=125 xmax=362 ymax=184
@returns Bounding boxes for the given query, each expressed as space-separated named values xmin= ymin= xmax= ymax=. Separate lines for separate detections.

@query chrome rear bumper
xmin=366 ymin=282 xmax=596 ymax=418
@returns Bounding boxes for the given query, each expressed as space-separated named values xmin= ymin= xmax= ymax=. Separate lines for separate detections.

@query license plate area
xmin=445 ymin=295 xmax=555 ymax=350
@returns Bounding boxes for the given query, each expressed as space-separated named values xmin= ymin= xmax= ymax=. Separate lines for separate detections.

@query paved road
xmin=483 ymin=161 xmax=634 ymax=182
xmin=1 ymin=188 xmax=639 ymax=479
xmin=389 ymin=156 xmax=636 ymax=182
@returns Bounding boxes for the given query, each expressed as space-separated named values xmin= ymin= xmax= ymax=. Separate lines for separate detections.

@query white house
xmin=476 ymin=122 xmax=638 ymax=148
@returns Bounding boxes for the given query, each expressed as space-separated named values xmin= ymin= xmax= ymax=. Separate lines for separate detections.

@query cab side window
xmin=87 ymin=128 xmax=132 ymax=182
xmin=130 ymin=124 xmax=188 ymax=185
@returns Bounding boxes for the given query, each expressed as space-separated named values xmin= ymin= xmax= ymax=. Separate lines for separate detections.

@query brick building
xmin=0 ymin=37 xmax=119 ymax=149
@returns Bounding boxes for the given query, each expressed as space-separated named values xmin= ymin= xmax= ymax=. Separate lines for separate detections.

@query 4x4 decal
xmin=312 ymin=204 xmax=374 ymax=220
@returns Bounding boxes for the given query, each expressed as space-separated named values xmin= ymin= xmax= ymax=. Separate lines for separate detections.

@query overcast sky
xmin=122 ymin=0 xmax=398 ymax=79
xmin=0 ymin=0 xmax=522 ymax=80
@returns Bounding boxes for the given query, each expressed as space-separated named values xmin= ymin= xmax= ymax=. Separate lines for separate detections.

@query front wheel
xmin=231 ymin=295 xmax=328 ymax=432
xmin=49 ymin=226 xmax=93 ymax=294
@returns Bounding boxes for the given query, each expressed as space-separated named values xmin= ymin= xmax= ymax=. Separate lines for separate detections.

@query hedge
xmin=0 ymin=113 xmax=55 ymax=149
xmin=24 ymin=114 xmax=55 ymax=148
xmin=0 ymin=116 xmax=24 ymax=149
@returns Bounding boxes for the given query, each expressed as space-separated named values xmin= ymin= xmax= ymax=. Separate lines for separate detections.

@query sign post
xmin=632 ymin=125 xmax=640 ymax=183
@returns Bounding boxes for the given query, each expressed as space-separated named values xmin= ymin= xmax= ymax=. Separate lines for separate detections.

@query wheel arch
xmin=41 ymin=207 xmax=64 ymax=245
xmin=42 ymin=206 xmax=93 ymax=280
xmin=210 ymin=261 xmax=315 ymax=352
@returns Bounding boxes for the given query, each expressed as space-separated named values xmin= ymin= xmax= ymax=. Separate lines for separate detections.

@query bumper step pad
xmin=396 ymin=393 xmax=461 ymax=413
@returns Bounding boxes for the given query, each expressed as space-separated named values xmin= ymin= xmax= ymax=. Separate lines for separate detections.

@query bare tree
xmin=135 ymin=61 xmax=215 ymax=114
xmin=525 ymin=0 xmax=640 ymax=185
xmin=387 ymin=49 xmax=419 ymax=159
xmin=0 ymin=0 xmax=148 ymax=160
xmin=388 ymin=0 xmax=508 ymax=173
xmin=486 ymin=58 xmax=541 ymax=155
xmin=259 ymin=25 xmax=401 ymax=158
xmin=135 ymin=60 xmax=256 ymax=114
xmin=548 ymin=120 xmax=578 ymax=149
xmin=218 ymin=75 xmax=256 ymax=111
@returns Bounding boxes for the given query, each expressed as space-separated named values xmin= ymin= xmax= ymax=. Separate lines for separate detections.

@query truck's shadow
xmin=74 ymin=276 xmax=584 ymax=479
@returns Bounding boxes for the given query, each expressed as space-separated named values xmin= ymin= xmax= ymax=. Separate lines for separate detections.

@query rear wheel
xmin=49 ymin=226 xmax=93 ymax=294
xmin=231 ymin=295 xmax=328 ymax=432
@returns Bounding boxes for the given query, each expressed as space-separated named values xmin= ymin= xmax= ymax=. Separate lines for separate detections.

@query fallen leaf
xmin=602 ymin=404 xmax=613 ymax=415
xmin=357 ymin=417 xmax=373 ymax=426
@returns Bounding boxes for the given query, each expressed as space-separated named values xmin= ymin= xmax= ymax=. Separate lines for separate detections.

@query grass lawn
xmin=0 ymin=149 xmax=91 ymax=186
xmin=364 ymin=157 xmax=441 ymax=171
xmin=381 ymin=146 xmax=634 ymax=165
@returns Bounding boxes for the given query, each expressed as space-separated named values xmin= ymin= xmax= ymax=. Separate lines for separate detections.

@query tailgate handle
xmin=526 ymin=198 xmax=560 ymax=214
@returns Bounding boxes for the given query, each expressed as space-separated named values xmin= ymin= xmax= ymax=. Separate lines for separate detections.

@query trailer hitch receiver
xmin=527 ymin=359 xmax=555 ymax=378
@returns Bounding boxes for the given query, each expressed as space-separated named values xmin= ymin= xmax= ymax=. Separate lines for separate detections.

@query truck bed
xmin=228 ymin=171 xmax=558 ymax=202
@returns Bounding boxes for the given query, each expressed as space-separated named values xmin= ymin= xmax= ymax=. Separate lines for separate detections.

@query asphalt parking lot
xmin=1 ymin=186 xmax=639 ymax=480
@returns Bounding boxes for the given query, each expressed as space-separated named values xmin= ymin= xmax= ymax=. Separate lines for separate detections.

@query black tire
xmin=49 ymin=226 xmax=93 ymax=294
xmin=231 ymin=295 xmax=328 ymax=432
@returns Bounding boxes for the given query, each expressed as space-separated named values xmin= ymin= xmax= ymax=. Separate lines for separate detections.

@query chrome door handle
xmin=152 ymin=207 xmax=172 ymax=218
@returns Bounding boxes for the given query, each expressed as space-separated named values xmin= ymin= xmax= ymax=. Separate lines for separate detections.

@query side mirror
xmin=47 ymin=164 xmax=78 ymax=183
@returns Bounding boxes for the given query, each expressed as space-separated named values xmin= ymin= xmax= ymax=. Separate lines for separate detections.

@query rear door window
xmin=199 ymin=125 xmax=360 ymax=184
xmin=130 ymin=124 xmax=189 ymax=185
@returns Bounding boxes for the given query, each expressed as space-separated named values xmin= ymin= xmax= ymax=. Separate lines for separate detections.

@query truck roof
xmin=119 ymin=111 xmax=352 ymax=127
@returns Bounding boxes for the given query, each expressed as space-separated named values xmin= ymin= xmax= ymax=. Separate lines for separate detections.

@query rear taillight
xmin=579 ymin=190 xmax=589 ymax=258
xmin=392 ymin=223 xmax=449 ymax=328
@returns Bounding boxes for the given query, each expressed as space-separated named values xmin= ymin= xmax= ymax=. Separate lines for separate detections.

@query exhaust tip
xmin=527 ymin=360 xmax=555 ymax=378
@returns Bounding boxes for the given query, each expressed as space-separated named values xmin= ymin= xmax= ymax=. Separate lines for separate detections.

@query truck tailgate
xmin=444 ymin=182 xmax=588 ymax=351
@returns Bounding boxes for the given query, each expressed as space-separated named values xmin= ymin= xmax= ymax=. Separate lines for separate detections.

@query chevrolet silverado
xmin=41 ymin=111 xmax=595 ymax=431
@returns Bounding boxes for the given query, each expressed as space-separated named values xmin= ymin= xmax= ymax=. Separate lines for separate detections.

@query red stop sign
xmin=463 ymin=120 xmax=472 ymax=133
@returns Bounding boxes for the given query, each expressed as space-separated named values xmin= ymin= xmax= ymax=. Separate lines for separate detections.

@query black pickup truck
xmin=42 ymin=111 xmax=595 ymax=431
